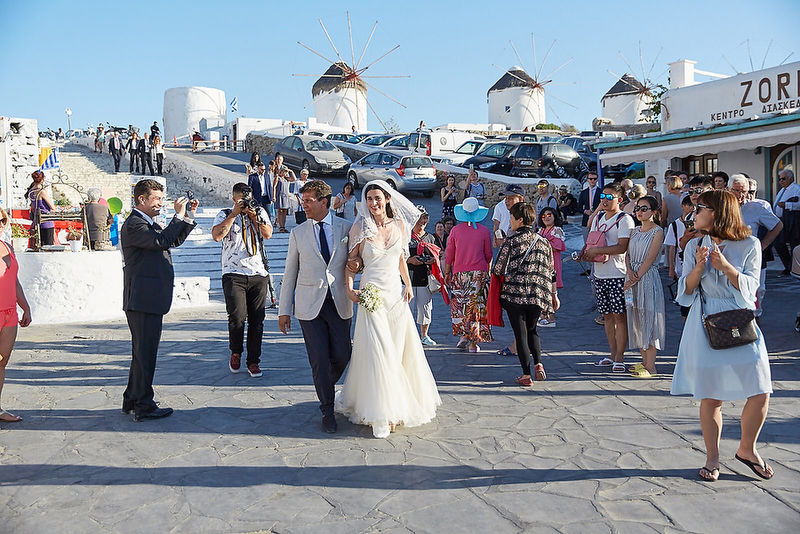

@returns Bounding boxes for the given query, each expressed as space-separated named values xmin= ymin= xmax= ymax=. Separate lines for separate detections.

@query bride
xmin=336 ymin=180 xmax=441 ymax=438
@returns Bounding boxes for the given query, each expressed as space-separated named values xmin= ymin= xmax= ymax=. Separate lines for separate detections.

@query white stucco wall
xmin=717 ymin=149 xmax=768 ymax=197
xmin=163 ymin=87 xmax=227 ymax=145
xmin=488 ymin=87 xmax=545 ymax=130
xmin=601 ymin=93 xmax=650 ymax=125
xmin=313 ymin=87 xmax=367 ymax=132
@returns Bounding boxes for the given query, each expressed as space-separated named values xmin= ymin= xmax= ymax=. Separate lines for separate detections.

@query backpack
xmin=584 ymin=212 xmax=629 ymax=263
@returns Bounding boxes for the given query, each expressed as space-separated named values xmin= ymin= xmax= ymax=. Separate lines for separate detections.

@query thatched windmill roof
xmin=487 ymin=67 xmax=537 ymax=96
xmin=312 ymin=62 xmax=368 ymax=98
xmin=604 ymin=73 xmax=645 ymax=98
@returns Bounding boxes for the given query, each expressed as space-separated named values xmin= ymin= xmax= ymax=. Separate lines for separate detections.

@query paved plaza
xmin=2 ymin=148 xmax=799 ymax=533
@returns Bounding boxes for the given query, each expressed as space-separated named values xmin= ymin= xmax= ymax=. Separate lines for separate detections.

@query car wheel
xmin=386 ymin=180 xmax=397 ymax=190
xmin=578 ymin=171 xmax=589 ymax=183
xmin=348 ymin=171 xmax=359 ymax=188
xmin=543 ymin=172 xmax=554 ymax=179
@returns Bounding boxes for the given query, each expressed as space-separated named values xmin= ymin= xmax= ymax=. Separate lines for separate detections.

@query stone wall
xmin=245 ymin=133 xmax=280 ymax=158
xmin=0 ymin=117 xmax=40 ymax=209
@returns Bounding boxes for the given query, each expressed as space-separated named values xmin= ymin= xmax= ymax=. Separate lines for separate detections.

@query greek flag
xmin=39 ymin=147 xmax=60 ymax=170
xmin=230 ymin=97 xmax=238 ymax=113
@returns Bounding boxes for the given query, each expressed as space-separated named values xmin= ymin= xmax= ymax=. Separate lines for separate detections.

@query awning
xmin=598 ymin=114 xmax=800 ymax=165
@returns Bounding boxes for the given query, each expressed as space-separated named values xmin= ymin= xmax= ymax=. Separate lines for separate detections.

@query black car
xmin=508 ymin=142 xmax=586 ymax=179
xmin=461 ymin=141 xmax=521 ymax=174
xmin=560 ymin=136 xmax=628 ymax=179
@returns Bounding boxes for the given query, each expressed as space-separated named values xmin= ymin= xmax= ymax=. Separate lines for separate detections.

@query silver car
xmin=347 ymin=151 xmax=437 ymax=197
xmin=273 ymin=135 xmax=350 ymax=175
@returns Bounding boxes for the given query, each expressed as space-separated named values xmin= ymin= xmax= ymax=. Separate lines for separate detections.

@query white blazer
xmin=278 ymin=214 xmax=354 ymax=321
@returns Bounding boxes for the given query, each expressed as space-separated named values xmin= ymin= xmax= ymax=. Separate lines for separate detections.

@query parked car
xmin=273 ymin=135 xmax=350 ymax=175
xmin=407 ymin=129 xmax=486 ymax=159
xmin=438 ymin=139 xmax=489 ymax=165
xmin=361 ymin=134 xmax=404 ymax=147
xmin=325 ymin=133 xmax=351 ymax=142
xmin=383 ymin=134 xmax=410 ymax=151
xmin=347 ymin=150 xmax=437 ymax=196
xmin=346 ymin=133 xmax=374 ymax=144
xmin=508 ymin=132 xmax=562 ymax=143
xmin=461 ymin=141 xmax=521 ymax=174
xmin=508 ymin=142 xmax=587 ymax=179
xmin=560 ymin=135 xmax=629 ymax=180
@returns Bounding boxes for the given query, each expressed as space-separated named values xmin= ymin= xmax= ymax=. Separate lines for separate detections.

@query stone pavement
xmin=2 ymin=162 xmax=800 ymax=532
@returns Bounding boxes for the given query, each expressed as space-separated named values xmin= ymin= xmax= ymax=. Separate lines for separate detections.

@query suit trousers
xmin=222 ymin=273 xmax=268 ymax=364
xmin=774 ymin=223 xmax=800 ymax=271
xmin=123 ymin=310 xmax=164 ymax=413
xmin=142 ymin=152 xmax=154 ymax=175
xmin=112 ymin=151 xmax=121 ymax=172
xmin=298 ymin=295 xmax=352 ymax=415
xmin=156 ymin=153 xmax=164 ymax=175
xmin=501 ymin=301 xmax=543 ymax=376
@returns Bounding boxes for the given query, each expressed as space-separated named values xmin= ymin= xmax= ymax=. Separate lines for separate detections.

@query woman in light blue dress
xmin=671 ymin=190 xmax=773 ymax=482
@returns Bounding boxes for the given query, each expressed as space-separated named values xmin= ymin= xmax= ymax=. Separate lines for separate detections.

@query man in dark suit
xmin=121 ymin=179 xmax=197 ymax=421
xmin=108 ymin=131 xmax=124 ymax=172
xmin=578 ymin=171 xmax=601 ymax=275
xmin=139 ymin=133 xmax=155 ymax=176
xmin=247 ymin=162 xmax=273 ymax=213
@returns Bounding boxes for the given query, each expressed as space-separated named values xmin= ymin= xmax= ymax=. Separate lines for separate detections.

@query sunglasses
xmin=599 ymin=193 xmax=616 ymax=200
xmin=695 ymin=203 xmax=711 ymax=212
xmin=689 ymin=187 xmax=707 ymax=195
xmin=749 ymin=190 xmax=757 ymax=194
xmin=542 ymin=213 xmax=554 ymax=218
xmin=537 ymin=185 xmax=548 ymax=189
xmin=633 ymin=206 xmax=652 ymax=212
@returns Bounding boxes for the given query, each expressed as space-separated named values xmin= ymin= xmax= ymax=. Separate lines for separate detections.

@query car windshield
xmin=402 ymin=157 xmax=433 ymax=168
xmin=477 ymin=143 xmax=512 ymax=158
xmin=363 ymin=135 xmax=392 ymax=145
xmin=387 ymin=136 xmax=408 ymax=146
xmin=306 ymin=139 xmax=336 ymax=151
xmin=455 ymin=142 xmax=479 ymax=154
xmin=515 ymin=144 xmax=542 ymax=159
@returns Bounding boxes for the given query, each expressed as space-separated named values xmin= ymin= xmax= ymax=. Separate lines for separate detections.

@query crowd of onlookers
xmin=93 ymin=121 xmax=165 ymax=176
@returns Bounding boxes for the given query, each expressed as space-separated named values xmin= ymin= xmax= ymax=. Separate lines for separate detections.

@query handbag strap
xmin=505 ymin=231 xmax=538 ymax=276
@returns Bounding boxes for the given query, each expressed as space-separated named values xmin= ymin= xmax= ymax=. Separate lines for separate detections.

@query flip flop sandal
xmin=631 ymin=369 xmax=657 ymax=379
xmin=497 ymin=347 xmax=517 ymax=357
xmin=612 ymin=363 xmax=627 ymax=373
xmin=628 ymin=363 xmax=645 ymax=373
xmin=698 ymin=466 xmax=719 ymax=482
xmin=594 ymin=357 xmax=614 ymax=367
xmin=0 ymin=410 xmax=22 ymax=423
xmin=735 ymin=454 xmax=774 ymax=480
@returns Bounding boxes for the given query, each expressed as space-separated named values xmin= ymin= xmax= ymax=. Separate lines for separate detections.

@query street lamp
xmin=65 ymin=107 xmax=72 ymax=134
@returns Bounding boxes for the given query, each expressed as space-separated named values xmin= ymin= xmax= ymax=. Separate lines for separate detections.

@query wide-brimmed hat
xmin=454 ymin=197 xmax=489 ymax=226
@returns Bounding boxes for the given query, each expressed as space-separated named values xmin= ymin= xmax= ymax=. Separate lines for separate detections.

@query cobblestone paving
xmin=2 ymin=152 xmax=798 ymax=533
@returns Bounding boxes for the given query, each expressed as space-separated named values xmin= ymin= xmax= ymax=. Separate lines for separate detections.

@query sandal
xmin=515 ymin=376 xmax=533 ymax=387
xmin=698 ymin=466 xmax=719 ymax=482
xmin=611 ymin=362 xmax=626 ymax=373
xmin=735 ymin=454 xmax=774 ymax=480
xmin=594 ymin=357 xmax=614 ymax=367
xmin=457 ymin=337 xmax=469 ymax=349
xmin=497 ymin=347 xmax=517 ymax=357
xmin=0 ymin=410 xmax=22 ymax=423
xmin=628 ymin=363 xmax=645 ymax=373
xmin=631 ymin=369 xmax=657 ymax=379
xmin=534 ymin=364 xmax=546 ymax=381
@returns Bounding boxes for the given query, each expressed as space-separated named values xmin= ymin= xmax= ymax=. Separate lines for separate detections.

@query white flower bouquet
xmin=358 ymin=283 xmax=383 ymax=313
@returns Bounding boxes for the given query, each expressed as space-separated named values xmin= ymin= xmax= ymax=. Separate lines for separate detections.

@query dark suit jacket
xmin=137 ymin=138 xmax=151 ymax=155
xmin=121 ymin=210 xmax=195 ymax=315
xmin=108 ymin=136 xmax=124 ymax=155
xmin=248 ymin=172 xmax=272 ymax=206
xmin=125 ymin=138 xmax=140 ymax=155
xmin=579 ymin=186 xmax=601 ymax=227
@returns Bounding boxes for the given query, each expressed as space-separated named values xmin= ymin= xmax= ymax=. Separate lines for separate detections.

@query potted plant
xmin=66 ymin=223 xmax=83 ymax=252
xmin=11 ymin=224 xmax=29 ymax=253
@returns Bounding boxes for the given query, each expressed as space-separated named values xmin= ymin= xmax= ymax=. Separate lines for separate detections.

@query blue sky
xmin=1 ymin=0 xmax=798 ymax=133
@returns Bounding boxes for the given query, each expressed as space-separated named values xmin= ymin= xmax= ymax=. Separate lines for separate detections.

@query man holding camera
xmin=212 ymin=183 xmax=273 ymax=377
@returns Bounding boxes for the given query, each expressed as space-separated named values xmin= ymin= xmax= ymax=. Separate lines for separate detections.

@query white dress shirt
xmin=774 ymin=182 xmax=800 ymax=217
xmin=313 ymin=211 xmax=334 ymax=257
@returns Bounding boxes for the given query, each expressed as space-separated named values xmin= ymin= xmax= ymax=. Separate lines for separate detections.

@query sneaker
xmin=247 ymin=363 xmax=263 ymax=378
xmin=229 ymin=353 xmax=241 ymax=373
xmin=537 ymin=318 xmax=556 ymax=328
xmin=421 ymin=336 xmax=437 ymax=346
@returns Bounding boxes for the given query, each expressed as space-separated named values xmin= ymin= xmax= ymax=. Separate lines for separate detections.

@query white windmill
xmin=602 ymin=43 xmax=667 ymax=125
xmin=488 ymin=35 xmax=574 ymax=130
xmin=294 ymin=12 xmax=409 ymax=133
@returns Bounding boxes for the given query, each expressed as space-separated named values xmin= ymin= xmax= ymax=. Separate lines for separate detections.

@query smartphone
xmin=494 ymin=229 xmax=505 ymax=239
xmin=469 ymin=163 xmax=474 ymax=171
xmin=186 ymin=190 xmax=195 ymax=201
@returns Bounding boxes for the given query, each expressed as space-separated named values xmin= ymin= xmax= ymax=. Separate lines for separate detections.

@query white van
xmin=407 ymin=129 xmax=486 ymax=161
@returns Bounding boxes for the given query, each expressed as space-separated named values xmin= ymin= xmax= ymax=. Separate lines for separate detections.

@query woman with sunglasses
xmin=623 ymin=196 xmax=665 ymax=378
xmin=644 ymin=176 xmax=663 ymax=215
xmin=0 ymin=208 xmax=33 ymax=424
xmin=671 ymin=190 xmax=773 ymax=482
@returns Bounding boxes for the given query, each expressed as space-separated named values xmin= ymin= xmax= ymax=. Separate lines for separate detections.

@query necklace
xmin=375 ymin=218 xmax=393 ymax=228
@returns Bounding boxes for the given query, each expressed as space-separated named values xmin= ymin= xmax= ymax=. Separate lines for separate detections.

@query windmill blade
xmin=618 ymin=50 xmax=637 ymax=79
xmin=362 ymin=80 xmax=407 ymax=108
xmin=548 ymin=93 xmax=578 ymax=110
xmin=638 ymin=41 xmax=647 ymax=84
xmin=779 ymin=51 xmax=794 ymax=65
xmin=647 ymin=46 xmax=663 ymax=80
xmin=364 ymin=95 xmax=389 ymax=133
xmin=607 ymin=69 xmax=630 ymax=86
xmin=509 ymin=40 xmax=526 ymax=71
xmin=721 ymin=54 xmax=740 ymax=74
xmin=746 ymin=39 xmax=754 ymax=72
xmin=506 ymin=89 xmax=534 ymax=113
xmin=545 ymin=102 xmax=564 ymax=126
xmin=298 ymin=41 xmax=340 ymax=68
xmin=537 ymin=39 xmax=557 ymax=80
xmin=355 ymin=20 xmax=378 ymax=70
xmin=540 ymin=57 xmax=573 ymax=82
xmin=330 ymin=90 xmax=348 ymax=124
xmin=293 ymin=73 xmax=347 ymax=77
xmin=761 ymin=39 xmax=773 ymax=69
xmin=346 ymin=11 xmax=357 ymax=68
xmin=302 ymin=96 xmax=317 ymax=109
xmin=492 ymin=64 xmax=531 ymax=85
xmin=318 ymin=18 xmax=345 ymax=64
xmin=357 ymin=45 xmax=400 ymax=74
xmin=531 ymin=33 xmax=538 ymax=80
xmin=360 ymin=75 xmax=411 ymax=78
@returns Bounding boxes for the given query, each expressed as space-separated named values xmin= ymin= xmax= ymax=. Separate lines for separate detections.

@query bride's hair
xmin=363 ymin=183 xmax=394 ymax=218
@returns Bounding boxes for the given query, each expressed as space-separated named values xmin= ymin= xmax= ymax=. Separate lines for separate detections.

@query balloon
xmin=107 ymin=197 xmax=123 ymax=214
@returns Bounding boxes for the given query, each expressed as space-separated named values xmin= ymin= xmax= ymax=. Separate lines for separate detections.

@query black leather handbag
xmin=699 ymin=284 xmax=758 ymax=349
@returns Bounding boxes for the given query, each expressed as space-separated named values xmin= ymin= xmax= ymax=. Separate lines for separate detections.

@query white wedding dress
xmin=334 ymin=227 xmax=441 ymax=438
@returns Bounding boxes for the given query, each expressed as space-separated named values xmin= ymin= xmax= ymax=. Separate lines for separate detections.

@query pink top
xmin=0 ymin=241 xmax=19 ymax=310
xmin=539 ymin=226 xmax=565 ymax=289
xmin=445 ymin=223 xmax=493 ymax=273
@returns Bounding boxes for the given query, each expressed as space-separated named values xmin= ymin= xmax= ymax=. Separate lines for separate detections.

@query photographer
xmin=408 ymin=206 xmax=440 ymax=346
xmin=212 ymin=183 xmax=273 ymax=378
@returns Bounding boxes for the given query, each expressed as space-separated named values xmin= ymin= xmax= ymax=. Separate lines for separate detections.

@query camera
xmin=239 ymin=185 xmax=260 ymax=210
xmin=186 ymin=190 xmax=195 ymax=202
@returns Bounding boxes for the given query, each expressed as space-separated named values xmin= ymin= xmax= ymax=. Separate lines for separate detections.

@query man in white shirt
xmin=773 ymin=169 xmax=800 ymax=274
xmin=212 ymin=183 xmax=274 ymax=378
xmin=580 ymin=182 xmax=634 ymax=373
xmin=491 ymin=184 xmax=524 ymax=248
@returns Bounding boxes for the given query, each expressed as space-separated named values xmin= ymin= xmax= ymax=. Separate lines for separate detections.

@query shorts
xmin=0 ymin=307 xmax=18 ymax=328
xmin=595 ymin=277 xmax=626 ymax=316
xmin=412 ymin=286 xmax=433 ymax=325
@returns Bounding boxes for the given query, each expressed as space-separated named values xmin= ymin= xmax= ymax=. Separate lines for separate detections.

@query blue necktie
xmin=318 ymin=222 xmax=331 ymax=264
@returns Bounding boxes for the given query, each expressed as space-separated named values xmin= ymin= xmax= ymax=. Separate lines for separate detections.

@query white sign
xmin=662 ymin=61 xmax=800 ymax=131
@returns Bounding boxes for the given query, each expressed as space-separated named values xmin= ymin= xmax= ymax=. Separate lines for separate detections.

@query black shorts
xmin=595 ymin=277 xmax=626 ymax=315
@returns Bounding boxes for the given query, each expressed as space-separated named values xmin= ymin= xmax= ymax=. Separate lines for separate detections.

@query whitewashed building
xmin=163 ymin=87 xmax=227 ymax=144
xmin=312 ymin=62 xmax=367 ymax=133
xmin=488 ymin=67 xmax=545 ymax=131
xmin=600 ymin=74 xmax=652 ymax=125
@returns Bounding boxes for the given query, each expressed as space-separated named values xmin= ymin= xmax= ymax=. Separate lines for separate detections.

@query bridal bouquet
xmin=358 ymin=283 xmax=383 ymax=313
